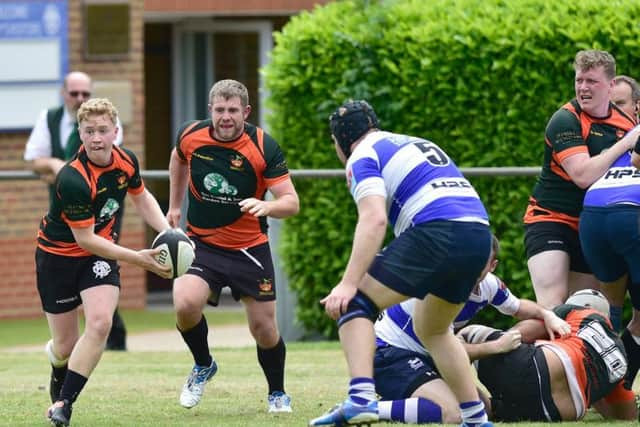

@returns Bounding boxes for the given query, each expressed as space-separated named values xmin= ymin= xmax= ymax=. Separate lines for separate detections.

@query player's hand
xmin=320 ymin=282 xmax=358 ymax=320
xmin=494 ymin=330 xmax=521 ymax=353
xmin=239 ymin=198 xmax=271 ymax=217
xmin=137 ymin=248 xmax=172 ymax=279
xmin=543 ymin=310 xmax=571 ymax=340
xmin=166 ymin=208 xmax=181 ymax=228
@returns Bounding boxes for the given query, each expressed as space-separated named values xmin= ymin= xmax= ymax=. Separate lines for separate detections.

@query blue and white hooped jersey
xmin=584 ymin=151 xmax=640 ymax=207
xmin=346 ymin=131 xmax=489 ymax=236
xmin=374 ymin=272 xmax=520 ymax=355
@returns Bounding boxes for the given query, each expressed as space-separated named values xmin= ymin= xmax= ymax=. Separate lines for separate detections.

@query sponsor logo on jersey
xmin=99 ymin=198 xmax=120 ymax=221
xmin=203 ymin=173 xmax=238 ymax=196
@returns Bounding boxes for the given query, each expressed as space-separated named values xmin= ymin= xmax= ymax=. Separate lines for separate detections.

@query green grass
xmin=0 ymin=311 xmax=634 ymax=426
xmin=0 ymin=342 xmax=628 ymax=427
xmin=0 ymin=309 xmax=246 ymax=349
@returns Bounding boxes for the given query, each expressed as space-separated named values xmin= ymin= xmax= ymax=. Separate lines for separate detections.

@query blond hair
xmin=208 ymin=79 xmax=249 ymax=106
xmin=77 ymin=98 xmax=118 ymax=125
xmin=574 ymin=50 xmax=616 ymax=80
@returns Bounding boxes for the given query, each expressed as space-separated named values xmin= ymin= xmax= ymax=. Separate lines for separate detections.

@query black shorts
xmin=477 ymin=342 xmax=561 ymax=422
xmin=374 ymin=346 xmax=441 ymax=400
xmin=36 ymin=247 xmax=120 ymax=314
xmin=187 ymin=238 xmax=276 ymax=305
xmin=524 ymin=221 xmax=591 ymax=274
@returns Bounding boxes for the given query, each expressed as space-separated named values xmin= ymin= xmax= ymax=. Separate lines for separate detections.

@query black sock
xmin=59 ymin=370 xmax=88 ymax=404
xmin=257 ymin=336 xmax=286 ymax=394
xmin=621 ymin=329 xmax=640 ymax=390
xmin=52 ymin=364 xmax=68 ymax=383
xmin=179 ymin=316 xmax=212 ymax=367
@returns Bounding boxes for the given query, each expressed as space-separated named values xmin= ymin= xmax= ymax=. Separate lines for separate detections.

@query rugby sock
xmin=46 ymin=340 xmax=69 ymax=383
xmin=58 ymin=370 xmax=87 ymax=404
xmin=178 ymin=316 xmax=213 ymax=367
xmin=621 ymin=328 xmax=640 ymax=389
xmin=348 ymin=377 xmax=376 ymax=405
xmin=257 ymin=336 xmax=286 ymax=394
xmin=459 ymin=400 xmax=488 ymax=426
xmin=378 ymin=398 xmax=442 ymax=423
xmin=609 ymin=305 xmax=623 ymax=332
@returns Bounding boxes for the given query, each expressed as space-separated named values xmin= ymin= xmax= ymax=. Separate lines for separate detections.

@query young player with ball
xmin=37 ymin=98 xmax=173 ymax=426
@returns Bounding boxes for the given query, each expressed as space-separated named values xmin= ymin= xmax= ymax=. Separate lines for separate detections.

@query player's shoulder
xmin=178 ymin=119 xmax=210 ymax=141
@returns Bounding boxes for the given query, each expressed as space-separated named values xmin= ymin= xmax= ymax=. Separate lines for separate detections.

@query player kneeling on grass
xmin=37 ymin=98 xmax=172 ymax=427
xmin=459 ymin=289 xmax=638 ymax=422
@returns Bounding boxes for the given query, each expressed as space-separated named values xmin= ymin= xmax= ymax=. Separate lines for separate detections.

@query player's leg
xmin=173 ymin=273 xmax=217 ymax=408
xmin=48 ymin=284 xmax=119 ymax=427
xmin=45 ymin=311 xmax=80 ymax=403
xmin=374 ymin=346 xmax=460 ymax=424
xmin=413 ymin=295 xmax=489 ymax=427
xmin=243 ymin=297 xmax=291 ymax=412
xmin=525 ymin=222 xmax=572 ymax=308
xmin=309 ymin=279 xmax=407 ymax=426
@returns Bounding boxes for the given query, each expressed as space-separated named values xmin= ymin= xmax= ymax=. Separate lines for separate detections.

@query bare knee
xmin=248 ymin=318 xmax=278 ymax=347
xmin=441 ymin=406 xmax=462 ymax=424
xmin=84 ymin=313 xmax=113 ymax=340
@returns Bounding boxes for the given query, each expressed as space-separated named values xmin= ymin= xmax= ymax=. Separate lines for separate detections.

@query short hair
xmin=574 ymin=50 xmax=616 ymax=80
xmin=491 ymin=234 xmax=500 ymax=257
xmin=614 ymin=75 xmax=640 ymax=103
xmin=77 ymin=98 xmax=118 ymax=125
xmin=209 ymin=79 xmax=249 ymax=106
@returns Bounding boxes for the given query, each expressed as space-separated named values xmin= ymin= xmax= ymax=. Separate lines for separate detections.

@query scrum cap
xmin=329 ymin=100 xmax=379 ymax=158
xmin=565 ymin=289 xmax=610 ymax=315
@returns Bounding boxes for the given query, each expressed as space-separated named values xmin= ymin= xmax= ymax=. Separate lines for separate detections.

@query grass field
xmin=0 ymin=310 xmax=634 ymax=426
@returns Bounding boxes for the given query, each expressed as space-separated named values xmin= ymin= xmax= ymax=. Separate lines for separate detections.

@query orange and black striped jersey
xmin=37 ymin=146 xmax=144 ymax=257
xmin=525 ymin=99 xmax=635 ymax=227
xmin=176 ymin=120 xmax=290 ymax=249
xmin=537 ymin=305 xmax=634 ymax=418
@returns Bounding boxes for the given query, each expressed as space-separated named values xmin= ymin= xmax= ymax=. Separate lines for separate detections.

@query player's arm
xmin=514 ymin=299 xmax=570 ymax=339
xmin=321 ymin=194 xmax=387 ymax=319
xmin=130 ymin=188 xmax=171 ymax=233
xmin=457 ymin=326 xmax=521 ymax=361
xmin=239 ymin=178 xmax=299 ymax=219
xmin=167 ymin=147 xmax=188 ymax=227
xmin=70 ymin=226 xmax=171 ymax=278
xmin=561 ymin=125 xmax=640 ymax=189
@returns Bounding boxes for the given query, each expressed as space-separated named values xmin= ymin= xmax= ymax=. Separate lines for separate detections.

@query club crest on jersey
xmin=230 ymin=154 xmax=245 ymax=171
xmin=93 ymin=260 xmax=111 ymax=279
xmin=258 ymin=278 xmax=273 ymax=295
xmin=117 ymin=174 xmax=128 ymax=189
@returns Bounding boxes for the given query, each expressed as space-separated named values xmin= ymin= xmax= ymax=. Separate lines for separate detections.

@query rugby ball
xmin=151 ymin=228 xmax=195 ymax=278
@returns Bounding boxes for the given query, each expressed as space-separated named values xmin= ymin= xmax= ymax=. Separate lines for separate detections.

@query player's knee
xmin=441 ymin=406 xmax=462 ymax=424
xmin=337 ymin=291 xmax=380 ymax=328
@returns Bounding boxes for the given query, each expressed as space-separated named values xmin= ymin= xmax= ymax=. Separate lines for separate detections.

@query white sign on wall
xmin=0 ymin=1 xmax=68 ymax=131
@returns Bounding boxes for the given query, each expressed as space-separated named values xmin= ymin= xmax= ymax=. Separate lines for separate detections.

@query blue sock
xmin=610 ymin=305 xmax=623 ymax=332
xmin=348 ymin=377 xmax=376 ymax=405
xmin=378 ymin=397 xmax=442 ymax=423
xmin=460 ymin=400 xmax=488 ymax=426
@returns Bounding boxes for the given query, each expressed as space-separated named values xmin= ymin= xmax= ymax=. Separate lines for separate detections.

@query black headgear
xmin=329 ymin=100 xmax=379 ymax=158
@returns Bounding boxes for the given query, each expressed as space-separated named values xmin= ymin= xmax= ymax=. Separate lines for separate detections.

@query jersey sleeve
xmin=347 ymin=145 xmax=387 ymax=203
xmin=485 ymin=274 xmax=520 ymax=316
xmin=545 ymin=108 xmax=589 ymax=162
xmin=262 ymin=132 xmax=289 ymax=179
xmin=57 ymin=166 xmax=95 ymax=228
xmin=122 ymin=147 xmax=145 ymax=195
xmin=175 ymin=120 xmax=200 ymax=161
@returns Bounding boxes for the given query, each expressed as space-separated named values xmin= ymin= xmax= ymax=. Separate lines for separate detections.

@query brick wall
xmin=0 ymin=0 xmax=146 ymax=319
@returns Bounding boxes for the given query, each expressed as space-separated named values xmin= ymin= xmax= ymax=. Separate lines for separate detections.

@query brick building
xmin=0 ymin=0 xmax=329 ymax=319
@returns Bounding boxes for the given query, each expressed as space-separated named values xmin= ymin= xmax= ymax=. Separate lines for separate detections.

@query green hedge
xmin=263 ymin=0 xmax=640 ymax=338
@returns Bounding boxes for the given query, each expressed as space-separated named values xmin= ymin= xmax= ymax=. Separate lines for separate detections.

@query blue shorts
xmin=580 ymin=206 xmax=640 ymax=309
xmin=369 ymin=221 xmax=491 ymax=304
xmin=374 ymin=346 xmax=441 ymax=400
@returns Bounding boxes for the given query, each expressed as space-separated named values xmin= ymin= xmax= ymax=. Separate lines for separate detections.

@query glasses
xmin=68 ymin=91 xmax=91 ymax=98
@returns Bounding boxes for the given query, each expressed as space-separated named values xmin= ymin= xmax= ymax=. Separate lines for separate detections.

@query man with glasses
xmin=24 ymin=72 xmax=128 ymax=405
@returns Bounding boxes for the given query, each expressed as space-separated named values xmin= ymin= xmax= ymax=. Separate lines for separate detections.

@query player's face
xmin=79 ymin=114 xmax=118 ymax=166
xmin=611 ymin=81 xmax=638 ymax=122
xmin=63 ymin=77 xmax=92 ymax=115
xmin=574 ymin=65 xmax=613 ymax=117
xmin=209 ymin=95 xmax=250 ymax=141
